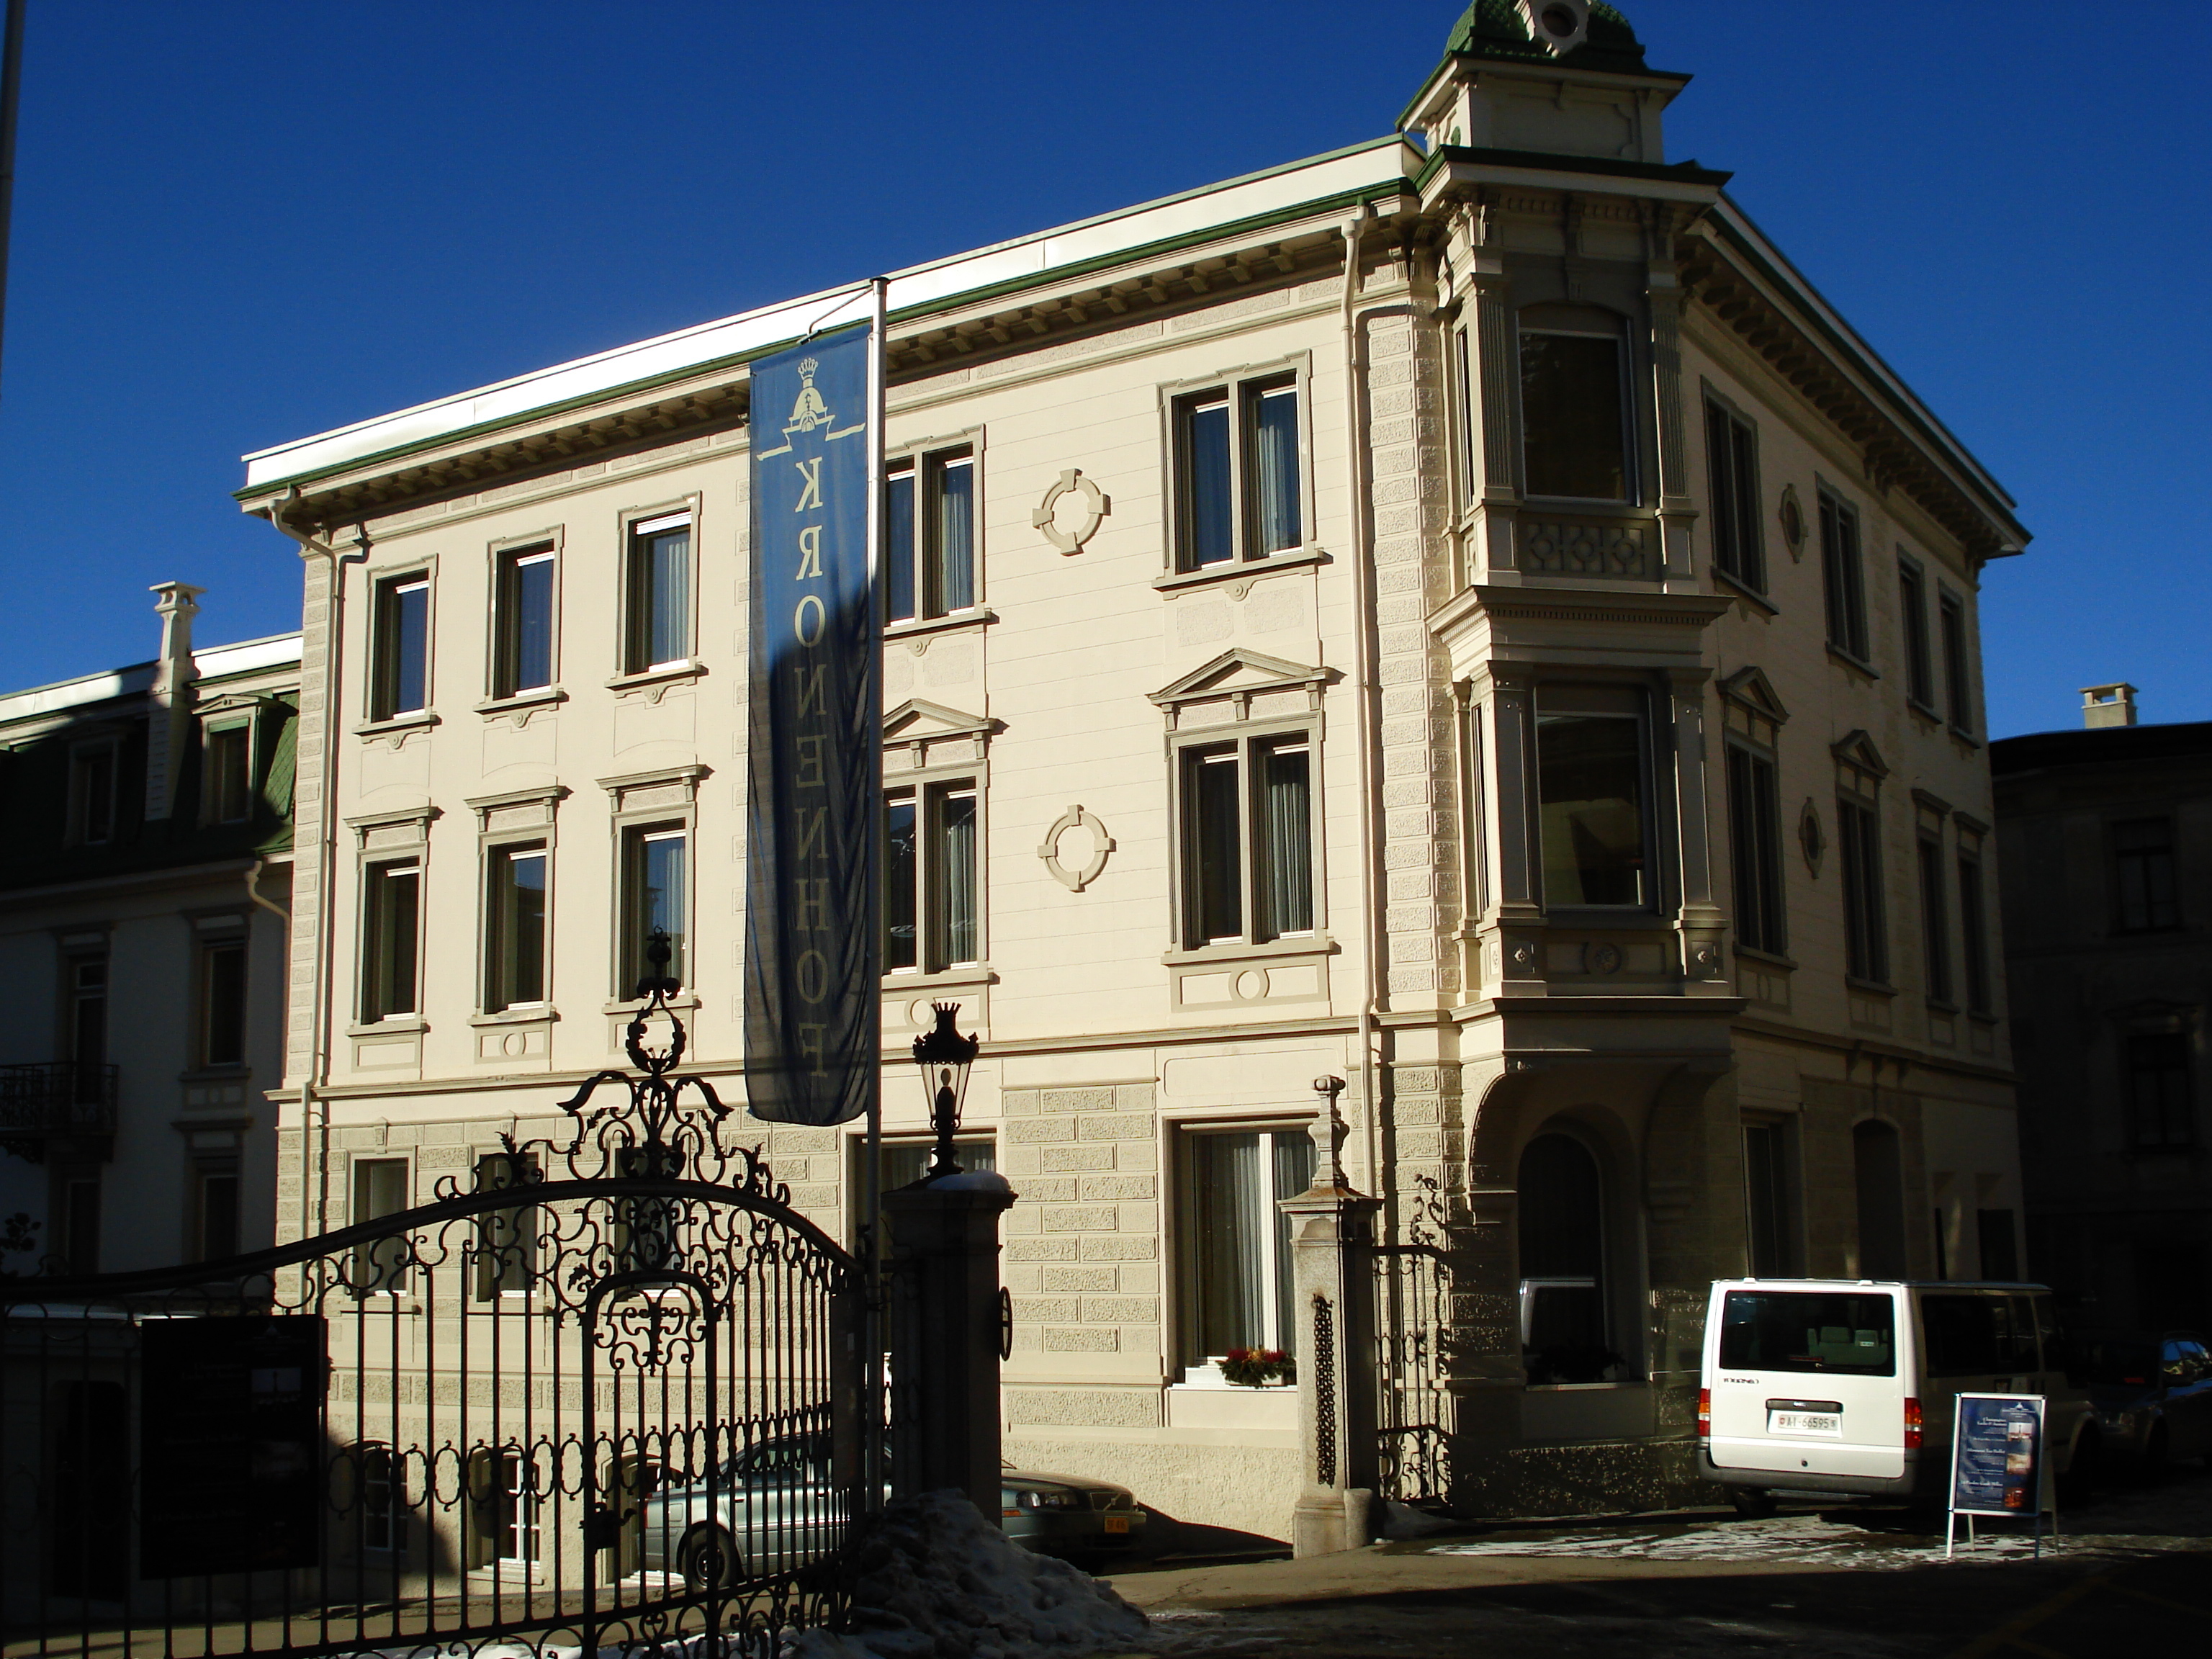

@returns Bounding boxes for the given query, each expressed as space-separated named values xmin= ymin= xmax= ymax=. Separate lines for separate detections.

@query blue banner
xmin=745 ymin=323 xmax=878 ymax=1125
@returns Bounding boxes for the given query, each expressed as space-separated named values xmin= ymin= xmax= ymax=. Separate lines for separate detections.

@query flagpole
xmin=861 ymin=272 xmax=889 ymax=1514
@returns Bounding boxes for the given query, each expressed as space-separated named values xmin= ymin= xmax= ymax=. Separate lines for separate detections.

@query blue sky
xmin=0 ymin=1 xmax=2203 ymax=737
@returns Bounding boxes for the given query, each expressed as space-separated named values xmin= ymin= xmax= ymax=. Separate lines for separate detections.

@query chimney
xmin=144 ymin=581 xmax=206 ymax=822
xmin=2081 ymin=683 xmax=2138 ymax=729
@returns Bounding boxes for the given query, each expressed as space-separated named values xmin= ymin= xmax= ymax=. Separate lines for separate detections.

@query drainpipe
xmin=261 ymin=489 xmax=367 ymax=1240
xmin=1340 ymin=206 xmax=1384 ymax=1200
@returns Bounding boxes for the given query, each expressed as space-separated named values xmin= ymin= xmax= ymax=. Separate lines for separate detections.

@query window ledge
xmin=881 ymin=963 xmax=997 ymax=993
xmin=606 ymin=660 xmax=706 ymax=693
xmin=1163 ymin=934 xmax=1337 ymax=968
xmin=472 ymin=1006 xmax=559 ymax=1028
xmin=1825 ymin=644 xmax=1881 ymax=680
xmin=1712 ymin=567 xmax=1776 ymax=614
xmin=1906 ymin=698 xmax=1942 ymax=724
xmin=475 ymin=686 xmax=567 ymax=717
xmin=1845 ymin=977 xmax=1896 ymax=997
xmin=354 ymin=711 xmax=439 ymax=739
xmin=1925 ymin=998 xmax=1960 ymax=1016
xmin=601 ymin=994 xmax=701 ymax=1016
xmin=1947 ymin=724 xmax=1982 ymax=750
xmin=348 ymin=1017 xmax=427 ymax=1038
xmin=1733 ymin=945 xmax=1797 ymax=971
xmin=885 ymin=606 xmax=997 ymax=643
xmin=1968 ymin=1010 xmax=2000 ymax=1025
xmin=1153 ymin=545 xmax=1327 ymax=595
xmin=1544 ymin=909 xmax=1672 ymax=931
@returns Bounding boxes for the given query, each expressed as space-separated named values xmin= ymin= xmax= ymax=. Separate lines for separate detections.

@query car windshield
xmin=2077 ymin=1338 xmax=2160 ymax=1388
xmin=1717 ymin=1290 xmax=1897 ymax=1376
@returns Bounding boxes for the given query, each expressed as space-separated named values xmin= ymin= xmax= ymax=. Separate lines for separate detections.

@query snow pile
xmin=786 ymin=1491 xmax=1150 ymax=1659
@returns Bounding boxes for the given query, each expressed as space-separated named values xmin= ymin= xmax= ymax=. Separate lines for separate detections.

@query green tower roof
xmin=1440 ymin=1 xmax=1651 ymax=76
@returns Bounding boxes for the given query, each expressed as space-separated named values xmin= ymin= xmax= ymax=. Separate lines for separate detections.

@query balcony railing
xmin=0 ymin=1063 xmax=118 ymax=1161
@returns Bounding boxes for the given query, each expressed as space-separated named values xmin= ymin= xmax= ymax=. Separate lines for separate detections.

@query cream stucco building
xmin=237 ymin=1 xmax=2028 ymax=1537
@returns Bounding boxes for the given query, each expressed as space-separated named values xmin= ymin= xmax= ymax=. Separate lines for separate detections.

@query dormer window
xmin=1519 ymin=310 xmax=1629 ymax=501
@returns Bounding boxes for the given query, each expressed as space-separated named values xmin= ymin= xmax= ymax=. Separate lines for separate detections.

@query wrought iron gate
xmin=1372 ymin=1182 xmax=1452 ymax=1505
xmin=1 ymin=985 xmax=863 ymax=1659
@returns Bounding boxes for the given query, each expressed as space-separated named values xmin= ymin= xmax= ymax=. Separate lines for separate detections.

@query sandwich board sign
xmin=1946 ymin=1392 xmax=2054 ymax=1557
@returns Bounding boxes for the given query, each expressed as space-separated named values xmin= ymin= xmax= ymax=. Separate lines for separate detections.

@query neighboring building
xmin=0 ymin=587 xmax=298 ymax=1274
xmin=1992 ymin=685 xmax=2212 ymax=1333
xmin=235 ymin=1 xmax=2028 ymax=1532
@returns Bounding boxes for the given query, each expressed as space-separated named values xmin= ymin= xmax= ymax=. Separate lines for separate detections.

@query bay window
xmin=1535 ymin=686 xmax=1650 ymax=909
xmin=1520 ymin=318 xmax=1628 ymax=501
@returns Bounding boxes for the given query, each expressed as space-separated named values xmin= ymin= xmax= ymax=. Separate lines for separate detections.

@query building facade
xmin=0 ymin=586 xmax=297 ymax=1274
xmin=1992 ymin=688 xmax=2212 ymax=1334
xmin=236 ymin=1 xmax=2028 ymax=1534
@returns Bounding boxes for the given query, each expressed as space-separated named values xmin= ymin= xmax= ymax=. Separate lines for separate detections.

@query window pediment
xmin=885 ymin=699 xmax=1000 ymax=771
xmin=1830 ymin=729 xmax=1888 ymax=782
xmin=1718 ymin=667 xmax=1789 ymax=725
xmin=1149 ymin=649 xmax=1333 ymax=730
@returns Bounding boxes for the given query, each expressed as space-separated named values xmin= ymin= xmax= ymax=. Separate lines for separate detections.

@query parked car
xmin=2074 ymin=1330 xmax=2212 ymax=1474
xmin=1699 ymin=1279 xmax=2101 ymax=1516
xmin=640 ymin=1432 xmax=1146 ymax=1586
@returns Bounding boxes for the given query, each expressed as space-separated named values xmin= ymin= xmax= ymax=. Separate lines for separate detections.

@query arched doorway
xmin=1517 ymin=1132 xmax=1617 ymax=1382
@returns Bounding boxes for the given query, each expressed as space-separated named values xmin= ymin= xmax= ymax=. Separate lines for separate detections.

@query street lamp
xmin=912 ymin=1002 xmax=980 ymax=1180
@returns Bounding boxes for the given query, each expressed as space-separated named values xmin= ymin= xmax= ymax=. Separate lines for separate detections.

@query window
xmin=359 ymin=1443 xmax=402 ymax=1554
xmin=1718 ymin=1289 xmax=1896 ymax=1376
xmin=67 ymin=744 xmax=117 ymax=846
xmin=493 ymin=546 xmax=557 ymax=698
xmin=1922 ymin=1292 xmax=2036 ymax=1375
xmin=1519 ymin=1132 xmax=1616 ymax=1382
xmin=878 ymin=1135 xmax=996 ymax=1192
xmin=1520 ymin=324 xmax=1627 ymax=500
xmin=1704 ymin=397 xmax=1762 ymax=590
xmin=2113 ymin=818 xmax=2178 ymax=932
xmin=884 ymin=781 xmax=978 ymax=973
xmin=370 ymin=574 xmax=430 ymax=720
xmin=1174 ymin=1128 xmax=1315 ymax=1372
xmin=1177 ymin=737 xmax=1313 ymax=946
xmin=204 ymin=723 xmax=253 ymax=824
xmin=885 ymin=449 xmax=975 ymax=622
xmin=474 ymin=1151 xmax=539 ymax=1300
xmin=1536 ymin=686 xmax=1650 ymax=909
xmin=1172 ymin=373 xmax=1303 ymax=570
xmin=2126 ymin=1031 xmax=2195 ymax=1150
xmin=469 ymin=1448 xmax=540 ymax=1565
xmin=1852 ymin=1120 xmax=1906 ymax=1279
xmin=1727 ymin=745 xmax=1785 ymax=953
xmin=621 ymin=826 xmax=686 ymax=991
xmin=60 ymin=1175 xmax=99 ymax=1275
xmin=1938 ymin=593 xmax=1972 ymax=733
xmin=1743 ymin=1120 xmax=1798 ymax=1277
xmin=1837 ymin=796 xmax=1887 ymax=983
xmin=361 ymin=860 xmax=421 ymax=1021
xmin=194 ymin=1166 xmax=240 ymax=1261
xmin=1977 ymin=1208 xmax=2020 ymax=1280
xmin=485 ymin=844 xmax=548 ymax=1012
xmin=1959 ymin=852 xmax=1992 ymax=1014
xmin=1897 ymin=559 xmax=1934 ymax=709
xmin=351 ymin=1157 xmax=410 ymax=1292
xmin=624 ymin=512 xmax=693 ymax=673
xmin=1917 ymin=835 xmax=1951 ymax=1004
xmin=200 ymin=938 xmax=248 ymax=1066
xmin=1819 ymin=492 xmax=1869 ymax=661
xmin=66 ymin=956 xmax=107 ymax=1082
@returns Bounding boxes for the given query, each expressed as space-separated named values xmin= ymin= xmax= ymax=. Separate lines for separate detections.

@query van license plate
xmin=1103 ymin=1516 xmax=1130 ymax=1534
xmin=1768 ymin=1409 xmax=1841 ymax=1437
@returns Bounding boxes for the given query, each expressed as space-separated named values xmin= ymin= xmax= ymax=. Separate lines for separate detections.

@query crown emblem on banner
xmin=784 ymin=354 xmax=834 ymax=436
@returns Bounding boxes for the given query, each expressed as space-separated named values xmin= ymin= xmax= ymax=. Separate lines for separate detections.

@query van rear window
xmin=1718 ymin=1292 xmax=1897 ymax=1376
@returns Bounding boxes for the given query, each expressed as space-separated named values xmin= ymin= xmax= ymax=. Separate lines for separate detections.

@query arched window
xmin=1853 ymin=1120 xmax=1907 ymax=1279
xmin=1518 ymin=1131 xmax=1617 ymax=1382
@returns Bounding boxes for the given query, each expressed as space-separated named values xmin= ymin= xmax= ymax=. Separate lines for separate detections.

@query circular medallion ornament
xmin=1037 ymin=805 xmax=1116 ymax=891
xmin=1588 ymin=942 xmax=1623 ymax=975
xmin=1031 ymin=469 xmax=1111 ymax=554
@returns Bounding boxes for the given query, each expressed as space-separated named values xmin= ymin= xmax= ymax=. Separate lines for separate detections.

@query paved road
xmin=1100 ymin=1464 xmax=2212 ymax=1658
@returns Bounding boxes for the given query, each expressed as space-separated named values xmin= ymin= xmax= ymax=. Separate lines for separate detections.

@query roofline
xmin=1707 ymin=194 xmax=2020 ymax=530
xmin=239 ymin=136 xmax=1418 ymax=498
xmin=0 ymin=631 xmax=302 ymax=727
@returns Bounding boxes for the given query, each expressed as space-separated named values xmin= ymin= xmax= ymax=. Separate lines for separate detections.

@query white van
xmin=1699 ymin=1279 xmax=2100 ymax=1512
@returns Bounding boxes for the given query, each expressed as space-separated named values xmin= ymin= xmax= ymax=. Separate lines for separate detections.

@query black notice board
xmin=139 ymin=1316 xmax=325 ymax=1578
xmin=1948 ymin=1393 xmax=2044 ymax=1517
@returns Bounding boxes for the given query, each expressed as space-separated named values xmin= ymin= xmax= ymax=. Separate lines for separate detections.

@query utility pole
xmin=0 ymin=0 xmax=25 ymax=400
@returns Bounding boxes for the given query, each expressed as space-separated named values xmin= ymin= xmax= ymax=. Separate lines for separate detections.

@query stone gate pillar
xmin=881 ymin=1174 xmax=1017 ymax=1516
xmin=1280 ymin=1079 xmax=1382 ymax=1556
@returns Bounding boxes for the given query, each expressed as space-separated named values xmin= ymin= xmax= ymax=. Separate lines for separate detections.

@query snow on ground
xmin=1427 ymin=1511 xmax=2188 ymax=1570
xmin=785 ymin=1491 xmax=1150 ymax=1659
